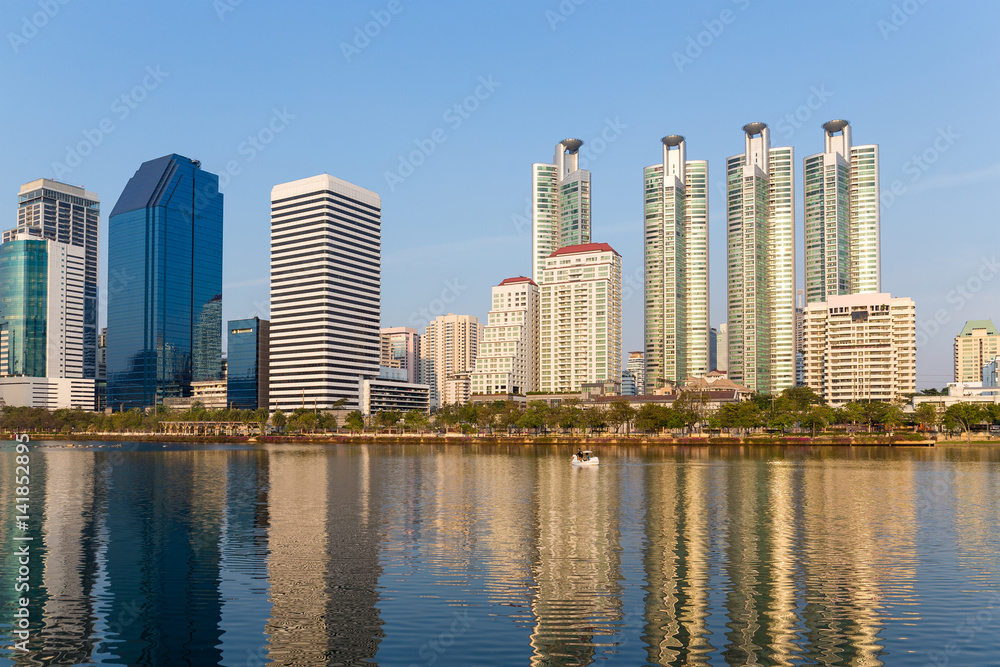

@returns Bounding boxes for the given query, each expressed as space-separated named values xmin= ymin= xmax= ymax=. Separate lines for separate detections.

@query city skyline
xmin=3 ymin=2 xmax=997 ymax=389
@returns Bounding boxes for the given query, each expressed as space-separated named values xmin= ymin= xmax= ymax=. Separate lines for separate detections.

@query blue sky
xmin=2 ymin=0 xmax=998 ymax=389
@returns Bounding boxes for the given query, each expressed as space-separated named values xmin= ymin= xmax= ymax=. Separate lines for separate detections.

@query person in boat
xmin=577 ymin=449 xmax=584 ymax=461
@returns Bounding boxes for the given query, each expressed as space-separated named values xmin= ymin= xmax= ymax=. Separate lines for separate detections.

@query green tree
xmin=780 ymin=385 xmax=825 ymax=412
xmin=857 ymin=401 xmax=891 ymax=433
xmin=433 ymin=403 xmax=460 ymax=429
xmin=715 ymin=401 xmax=762 ymax=435
xmin=580 ymin=407 xmax=607 ymax=435
xmin=557 ymin=399 xmax=582 ymax=433
xmin=881 ymin=404 xmax=904 ymax=434
xmin=403 ymin=409 xmax=429 ymax=432
xmin=633 ymin=403 xmax=664 ymax=434
xmin=800 ymin=405 xmax=833 ymax=437
xmin=344 ymin=410 xmax=365 ymax=432
xmin=835 ymin=402 xmax=863 ymax=434
xmin=673 ymin=391 xmax=708 ymax=434
xmin=517 ymin=402 xmax=548 ymax=434
xmin=375 ymin=410 xmax=402 ymax=430
xmin=943 ymin=403 xmax=986 ymax=442
xmin=496 ymin=402 xmax=522 ymax=433
xmin=914 ymin=403 xmax=938 ymax=432
xmin=271 ymin=409 xmax=286 ymax=431
xmin=606 ymin=398 xmax=636 ymax=435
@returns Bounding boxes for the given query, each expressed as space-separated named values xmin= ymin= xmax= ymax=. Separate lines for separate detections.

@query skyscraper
xmin=643 ymin=135 xmax=709 ymax=389
xmin=6 ymin=179 xmax=99 ymax=378
xmin=420 ymin=313 xmax=481 ymax=408
xmin=269 ymin=174 xmax=380 ymax=412
xmin=954 ymin=320 xmax=999 ymax=383
xmin=803 ymin=120 xmax=880 ymax=302
xmin=227 ymin=317 xmax=270 ymax=410
xmin=709 ymin=327 xmax=717 ymax=373
xmin=538 ymin=243 xmax=622 ymax=393
xmin=379 ymin=327 xmax=420 ymax=384
xmin=0 ymin=235 xmax=85 ymax=377
xmin=470 ymin=277 xmax=539 ymax=397
xmin=107 ymin=154 xmax=223 ymax=409
xmin=726 ymin=123 xmax=795 ymax=394
xmin=717 ymin=323 xmax=728 ymax=373
xmin=532 ymin=139 xmax=591 ymax=281
xmin=626 ymin=351 xmax=645 ymax=394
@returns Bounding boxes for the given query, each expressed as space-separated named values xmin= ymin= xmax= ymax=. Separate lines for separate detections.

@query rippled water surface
xmin=1 ymin=442 xmax=999 ymax=666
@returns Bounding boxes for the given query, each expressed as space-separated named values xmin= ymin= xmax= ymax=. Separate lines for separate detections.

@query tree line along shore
xmin=2 ymin=387 xmax=996 ymax=443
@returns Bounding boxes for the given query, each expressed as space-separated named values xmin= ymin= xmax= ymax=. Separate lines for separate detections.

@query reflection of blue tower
xmin=101 ymin=453 xmax=224 ymax=665
xmin=107 ymin=154 xmax=223 ymax=409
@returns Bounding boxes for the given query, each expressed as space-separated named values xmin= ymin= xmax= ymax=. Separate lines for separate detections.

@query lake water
xmin=1 ymin=441 xmax=999 ymax=666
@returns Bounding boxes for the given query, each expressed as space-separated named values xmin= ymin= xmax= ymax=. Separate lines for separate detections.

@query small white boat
xmin=571 ymin=451 xmax=600 ymax=466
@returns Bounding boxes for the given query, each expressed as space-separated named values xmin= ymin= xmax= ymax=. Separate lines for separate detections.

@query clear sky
xmin=2 ymin=0 xmax=998 ymax=389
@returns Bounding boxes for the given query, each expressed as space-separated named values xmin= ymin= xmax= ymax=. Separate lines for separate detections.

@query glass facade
xmin=106 ymin=155 xmax=223 ymax=410
xmin=227 ymin=317 xmax=269 ymax=410
xmin=12 ymin=180 xmax=100 ymax=378
xmin=0 ymin=239 xmax=48 ymax=376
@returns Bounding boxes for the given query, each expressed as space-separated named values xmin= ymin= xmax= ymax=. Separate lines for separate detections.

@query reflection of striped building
xmin=266 ymin=447 xmax=384 ymax=664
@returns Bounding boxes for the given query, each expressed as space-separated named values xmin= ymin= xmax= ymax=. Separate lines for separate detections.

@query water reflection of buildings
xmin=528 ymin=459 xmax=624 ymax=666
xmin=265 ymin=446 xmax=384 ymax=665
xmin=100 ymin=450 xmax=226 ymax=665
xmin=39 ymin=451 xmax=99 ymax=664
xmin=641 ymin=461 xmax=714 ymax=665
xmin=635 ymin=452 xmax=923 ymax=666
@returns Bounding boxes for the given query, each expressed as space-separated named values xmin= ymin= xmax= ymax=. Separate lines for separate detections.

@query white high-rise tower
xmin=531 ymin=139 xmax=591 ymax=281
xmin=643 ymin=135 xmax=709 ymax=389
xmin=803 ymin=120 xmax=880 ymax=302
xmin=7 ymin=179 xmax=100 ymax=378
xmin=470 ymin=277 xmax=539 ymax=397
xmin=726 ymin=123 xmax=795 ymax=394
xmin=269 ymin=174 xmax=381 ymax=412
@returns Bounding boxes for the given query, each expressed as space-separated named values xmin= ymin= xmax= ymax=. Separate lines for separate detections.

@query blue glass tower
xmin=0 ymin=239 xmax=48 ymax=376
xmin=227 ymin=317 xmax=269 ymax=410
xmin=107 ymin=155 xmax=223 ymax=410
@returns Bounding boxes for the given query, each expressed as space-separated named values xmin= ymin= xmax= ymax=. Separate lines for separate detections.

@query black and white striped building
xmin=269 ymin=175 xmax=381 ymax=412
